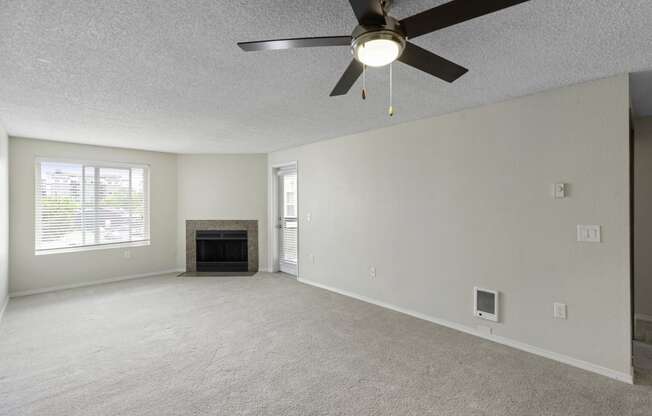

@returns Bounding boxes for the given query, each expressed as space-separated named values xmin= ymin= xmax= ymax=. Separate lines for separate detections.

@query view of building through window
xmin=284 ymin=173 xmax=297 ymax=218
xmin=35 ymin=160 xmax=149 ymax=253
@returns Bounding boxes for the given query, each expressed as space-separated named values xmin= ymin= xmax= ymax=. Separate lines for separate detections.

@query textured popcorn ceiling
xmin=1 ymin=0 xmax=651 ymax=153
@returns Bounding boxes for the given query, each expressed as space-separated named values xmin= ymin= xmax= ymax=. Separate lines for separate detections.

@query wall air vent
xmin=474 ymin=287 xmax=499 ymax=322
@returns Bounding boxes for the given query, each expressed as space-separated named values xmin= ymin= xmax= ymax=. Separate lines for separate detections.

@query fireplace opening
xmin=196 ymin=230 xmax=248 ymax=272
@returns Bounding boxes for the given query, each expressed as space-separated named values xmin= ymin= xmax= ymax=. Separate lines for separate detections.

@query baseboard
xmin=9 ymin=269 xmax=181 ymax=298
xmin=0 ymin=296 xmax=8 ymax=324
xmin=298 ymin=278 xmax=634 ymax=385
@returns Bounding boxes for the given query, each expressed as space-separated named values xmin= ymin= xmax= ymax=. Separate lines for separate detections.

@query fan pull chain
xmin=362 ymin=64 xmax=367 ymax=100
xmin=388 ymin=63 xmax=394 ymax=116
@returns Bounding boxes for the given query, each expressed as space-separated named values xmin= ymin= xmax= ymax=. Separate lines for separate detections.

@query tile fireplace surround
xmin=185 ymin=220 xmax=258 ymax=273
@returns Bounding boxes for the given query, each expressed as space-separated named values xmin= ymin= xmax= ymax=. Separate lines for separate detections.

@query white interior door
xmin=278 ymin=169 xmax=298 ymax=275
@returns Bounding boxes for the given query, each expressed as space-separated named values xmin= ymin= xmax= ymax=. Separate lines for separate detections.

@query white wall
xmin=0 ymin=122 xmax=8 ymax=313
xmin=269 ymin=75 xmax=632 ymax=379
xmin=177 ymin=154 xmax=268 ymax=270
xmin=634 ymin=117 xmax=652 ymax=318
xmin=9 ymin=137 xmax=178 ymax=294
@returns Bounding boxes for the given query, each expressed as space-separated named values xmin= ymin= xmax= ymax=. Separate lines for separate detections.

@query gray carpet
xmin=0 ymin=272 xmax=650 ymax=416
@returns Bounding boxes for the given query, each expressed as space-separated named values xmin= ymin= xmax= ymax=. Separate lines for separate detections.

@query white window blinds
xmin=35 ymin=159 xmax=149 ymax=254
xmin=280 ymin=171 xmax=298 ymax=265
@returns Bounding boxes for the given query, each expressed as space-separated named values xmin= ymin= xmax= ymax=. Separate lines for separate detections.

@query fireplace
xmin=186 ymin=220 xmax=258 ymax=273
xmin=196 ymin=230 xmax=248 ymax=272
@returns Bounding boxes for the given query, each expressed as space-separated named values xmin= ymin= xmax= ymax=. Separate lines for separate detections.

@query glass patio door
xmin=278 ymin=169 xmax=297 ymax=275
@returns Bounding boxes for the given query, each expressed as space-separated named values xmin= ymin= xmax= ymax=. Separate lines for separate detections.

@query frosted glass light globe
xmin=355 ymin=38 xmax=400 ymax=67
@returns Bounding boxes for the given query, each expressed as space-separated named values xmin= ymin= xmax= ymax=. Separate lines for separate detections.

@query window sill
xmin=35 ymin=240 xmax=150 ymax=256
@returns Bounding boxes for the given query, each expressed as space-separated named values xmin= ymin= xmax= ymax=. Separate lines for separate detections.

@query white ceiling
xmin=1 ymin=0 xmax=652 ymax=154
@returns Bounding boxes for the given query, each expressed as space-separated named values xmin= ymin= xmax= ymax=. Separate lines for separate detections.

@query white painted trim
xmin=298 ymin=278 xmax=634 ymax=385
xmin=0 ymin=296 xmax=8 ymax=323
xmin=635 ymin=313 xmax=652 ymax=323
xmin=9 ymin=269 xmax=180 ymax=298
xmin=35 ymin=239 xmax=150 ymax=256
xmin=34 ymin=156 xmax=150 ymax=170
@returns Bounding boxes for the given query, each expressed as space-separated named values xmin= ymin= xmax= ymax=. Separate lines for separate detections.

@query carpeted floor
xmin=0 ymin=272 xmax=650 ymax=416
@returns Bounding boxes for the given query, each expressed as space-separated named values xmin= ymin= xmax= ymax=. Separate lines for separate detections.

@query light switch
xmin=554 ymin=302 xmax=567 ymax=319
xmin=306 ymin=213 xmax=311 ymax=223
xmin=577 ymin=225 xmax=601 ymax=242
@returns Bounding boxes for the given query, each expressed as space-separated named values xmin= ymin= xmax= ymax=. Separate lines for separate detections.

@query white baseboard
xmin=298 ymin=278 xmax=633 ymax=385
xmin=9 ymin=269 xmax=181 ymax=298
xmin=0 ymin=296 xmax=8 ymax=323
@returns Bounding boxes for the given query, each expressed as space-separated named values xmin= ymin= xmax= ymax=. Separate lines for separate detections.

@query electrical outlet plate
xmin=553 ymin=183 xmax=567 ymax=199
xmin=369 ymin=267 xmax=376 ymax=278
xmin=554 ymin=302 xmax=567 ymax=319
xmin=577 ymin=225 xmax=601 ymax=242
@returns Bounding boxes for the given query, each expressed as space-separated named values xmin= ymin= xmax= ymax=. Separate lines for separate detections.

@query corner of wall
xmin=0 ymin=121 xmax=9 ymax=317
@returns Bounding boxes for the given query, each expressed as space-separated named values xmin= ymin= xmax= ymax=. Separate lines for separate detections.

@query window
xmin=283 ymin=172 xmax=297 ymax=218
xmin=35 ymin=159 xmax=150 ymax=255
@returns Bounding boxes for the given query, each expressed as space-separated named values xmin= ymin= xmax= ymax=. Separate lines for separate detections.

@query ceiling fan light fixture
xmin=351 ymin=30 xmax=405 ymax=67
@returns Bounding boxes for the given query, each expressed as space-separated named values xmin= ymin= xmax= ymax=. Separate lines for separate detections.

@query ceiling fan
xmin=238 ymin=0 xmax=531 ymax=98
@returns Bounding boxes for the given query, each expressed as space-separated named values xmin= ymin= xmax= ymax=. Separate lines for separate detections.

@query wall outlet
xmin=369 ymin=267 xmax=376 ymax=279
xmin=554 ymin=302 xmax=567 ymax=319
xmin=576 ymin=225 xmax=601 ymax=242
xmin=553 ymin=183 xmax=567 ymax=199
xmin=123 ymin=250 xmax=131 ymax=259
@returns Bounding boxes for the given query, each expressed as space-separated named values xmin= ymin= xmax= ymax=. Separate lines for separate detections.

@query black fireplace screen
xmin=196 ymin=230 xmax=248 ymax=272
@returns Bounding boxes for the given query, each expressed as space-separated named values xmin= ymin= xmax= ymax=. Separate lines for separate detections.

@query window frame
xmin=34 ymin=157 xmax=151 ymax=256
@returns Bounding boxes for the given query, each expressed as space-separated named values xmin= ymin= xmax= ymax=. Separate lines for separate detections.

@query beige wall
xmin=269 ymin=75 xmax=632 ymax=378
xmin=0 ymin=123 xmax=8 ymax=309
xmin=634 ymin=117 xmax=652 ymax=317
xmin=9 ymin=138 xmax=178 ymax=294
xmin=176 ymin=154 xmax=268 ymax=270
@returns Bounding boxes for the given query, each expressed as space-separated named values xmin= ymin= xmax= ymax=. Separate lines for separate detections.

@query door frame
xmin=269 ymin=161 xmax=299 ymax=276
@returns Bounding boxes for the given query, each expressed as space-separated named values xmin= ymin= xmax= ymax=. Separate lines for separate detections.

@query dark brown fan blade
xmin=348 ymin=0 xmax=386 ymax=25
xmin=398 ymin=42 xmax=467 ymax=83
xmin=238 ymin=36 xmax=351 ymax=52
xmin=400 ymin=0 xmax=530 ymax=39
xmin=330 ymin=60 xmax=364 ymax=96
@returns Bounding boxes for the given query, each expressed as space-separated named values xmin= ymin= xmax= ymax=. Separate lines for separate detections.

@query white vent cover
xmin=474 ymin=287 xmax=499 ymax=322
